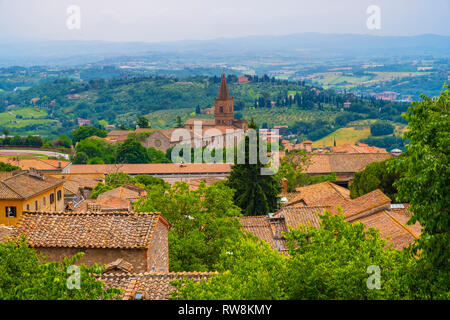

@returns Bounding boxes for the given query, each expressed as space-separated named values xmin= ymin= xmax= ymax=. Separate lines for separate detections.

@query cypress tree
xmin=227 ymin=118 xmax=281 ymax=216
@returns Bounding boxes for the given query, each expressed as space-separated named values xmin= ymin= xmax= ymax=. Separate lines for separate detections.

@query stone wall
xmin=36 ymin=247 xmax=148 ymax=272
xmin=147 ymin=219 xmax=169 ymax=272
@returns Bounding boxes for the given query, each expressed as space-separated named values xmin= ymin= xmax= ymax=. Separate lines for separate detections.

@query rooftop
xmin=287 ymin=181 xmax=350 ymax=208
xmin=302 ymin=153 xmax=392 ymax=174
xmin=68 ymin=163 xmax=232 ymax=175
xmin=11 ymin=211 xmax=168 ymax=249
xmin=98 ymin=272 xmax=215 ymax=300
xmin=0 ymin=157 xmax=70 ymax=171
xmin=239 ymin=215 xmax=288 ymax=253
xmin=0 ymin=170 xmax=64 ymax=200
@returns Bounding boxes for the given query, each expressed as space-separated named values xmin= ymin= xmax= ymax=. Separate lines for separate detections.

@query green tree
xmin=370 ymin=121 xmax=394 ymax=136
xmin=0 ymin=161 xmax=20 ymax=172
xmin=116 ymin=138 xmax=150 ymax=164
xmin=175 ymin=115 xmax=183 ymax=128
xmin=72 ymin=126 xmax=107 ymax=145
xmin=75 ymin=137 xmax=116 ymax=164
xmin=171 ymin=236 xmax=288 ymax=300
xmin=105 ymin=172 xmax=133 ymax=187
xmin=392 ymin=86 xmax=450 ymax=299
xmin=147 ymin=147 xmax=170 ymax=163
xmin=90 ymin=182 xmax=114 ymax=199
xmin=0 ymin=236 xmax=120 ymax=300
xmin=72 ymin=151 xmax=89 ymax=164
xmin=134 ymin=181 xmax=243 ymax=272
xmin=132 ymin=175 xmax=169 ymax=189
xmin=350 ymin=157 xmax=404 ymax=201
xmin=227 ymin=119 xmax=281 ymax=216
xmin=275 ymin=150 xmax=311 ymax=192
xmin=55 ymin=135 xmax=72 ymax=148
xmin=136 ymin=116 xmax=150 ymax=129
xmin=173 ymin=211 xmax=412 ymax=300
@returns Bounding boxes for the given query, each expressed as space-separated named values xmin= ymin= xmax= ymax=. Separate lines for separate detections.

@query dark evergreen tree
xmin=227 ymin=118 xmax=281 ymax=216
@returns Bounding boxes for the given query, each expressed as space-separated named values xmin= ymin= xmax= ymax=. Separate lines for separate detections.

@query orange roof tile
xmin=0 ymin=171 xmax=64 ymax=200
xmin=68 ymin=163 xmax=232 ymax=175
xmin=301 ymin=153 xmax=392 ymax=174
xmin=355 ymin=210 xmax=417 ymax=249
xmin=12 ymin=211 xmax=164 ymax=249
xmin=274 ymin=206 xmax=329 ymax=230
xmin=0 ymin=157 xmax=70 ymax=171
xmin=341 ymin=189 xmax=391 ymax=220
xmin=288 ymin=181 xmax=350 ymax=207
xmin=98 ymin=272 xmax=215 ymax=300
xmin=239 ymin=216 xmax=288 ymax=252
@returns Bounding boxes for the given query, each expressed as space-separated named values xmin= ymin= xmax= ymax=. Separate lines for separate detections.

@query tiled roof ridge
xmin=278 ymin=205 xmax=331 ymax=211
xmin=383 ymin=210 xmax=420 ymax=239
xmin=326 ymin=181 xmax=350 ymax=200
xmin=21 ymin=211 xmax=159 ymax=216
xmin=0 ymin=180 xmax=24 ymax=199
xmin=100 ymin=271 xmax=218 ymax=278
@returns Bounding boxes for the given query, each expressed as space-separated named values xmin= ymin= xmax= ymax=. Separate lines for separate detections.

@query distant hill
xmin=1 ymin=33 xmax=449 ymax=67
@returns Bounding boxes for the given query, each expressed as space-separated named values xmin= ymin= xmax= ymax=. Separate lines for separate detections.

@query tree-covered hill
xmin=0 ymin=74 xmax=411 ymax=149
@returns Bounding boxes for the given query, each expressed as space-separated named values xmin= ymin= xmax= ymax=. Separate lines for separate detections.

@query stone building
xmin=9 ymin=211 xmax=170 ymax=273
xmin=184 ymin=73 xmax=248 ymax=130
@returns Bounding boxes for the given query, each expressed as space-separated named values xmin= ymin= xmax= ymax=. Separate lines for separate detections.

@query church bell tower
xmin=214 ymin=73 xmax=234 ymax=126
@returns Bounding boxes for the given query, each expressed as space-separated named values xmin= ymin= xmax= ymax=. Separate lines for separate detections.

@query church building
xmin=185 ymin=73 xmax=248 ymax=130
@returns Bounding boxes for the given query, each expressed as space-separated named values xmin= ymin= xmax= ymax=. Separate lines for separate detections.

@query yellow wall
xmin=0 ymin=185 xmax=64 ymax=226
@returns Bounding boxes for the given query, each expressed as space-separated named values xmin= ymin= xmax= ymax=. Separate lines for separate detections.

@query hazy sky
xmin=1 ymin=0 xmax=449 ymax=42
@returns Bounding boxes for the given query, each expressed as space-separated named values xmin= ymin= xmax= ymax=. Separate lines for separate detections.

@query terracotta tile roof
xmin=288 ymin=181 xmax=350 ymax=207
xmin=184 ymin=118 xmax=216 ymax=126
xmin=98 ymin=272 xmax=215 ymax=300
xmin=107 ymin=130 xmax=131 ymax=137
xmin=0 ymin=171 xmax=64 ymax=200
xmin=0 ymin=225 xmax=16 ymax=242
xmin=97 ymin=184 xmax=146 ymax=201
xmin=355 ymin=210 xmax=417 ymax=249
xmin=49 ymin=174 xmax=103 ymax=195
xmin=239 ymin=216 xmax=288 ymax=252
xmin=386 ymin=207 xmax=422 ymax=238
xmin=68 ymin=163 xmax=232 ymax=175
xmin=341 ymin=189 xmax=391 ymax=220
xmin=0 ymin=157 xmax=70 ymax=171
xmin=135 ymin=128 xmax=178 ymax=141
xmin=331 ymin=143 xmax=387 ymax=154
xmin=12 ymin=211 xmax=164 ymax=249
xmin=302 ymin=153 xmax=392 ymax=174
xmin=273 ymin=206 xmax=329 ymax=230
xmin=74 ymin=197 xmax=132 ymax=213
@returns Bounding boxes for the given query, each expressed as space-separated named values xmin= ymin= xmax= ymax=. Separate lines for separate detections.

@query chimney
xmin=58 ymin=161 xmax=61 ymax=168
xmin=281 ymin=178 xmax=288 ymax=194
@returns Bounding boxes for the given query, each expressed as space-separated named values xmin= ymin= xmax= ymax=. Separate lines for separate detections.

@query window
xmin=50 ymin=193 xmax=55 ymax=204
xmin=43 ymin=197 xmax=46 ymax=206
xmin=6 ymin=206 xmax=17 ymax=218
xmin=57 ymin=190 xmax=62 ymax=201
xmin=35 ymin=201 xmax=38 ymax=211
xmin=220 ymin=106 xmax=223 ymax=113
xmin=26 ymin=204 xmax=29 ymax=211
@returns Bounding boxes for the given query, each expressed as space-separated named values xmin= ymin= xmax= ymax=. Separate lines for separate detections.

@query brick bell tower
xmin=214 ymin=73 xmax=234 ymax=126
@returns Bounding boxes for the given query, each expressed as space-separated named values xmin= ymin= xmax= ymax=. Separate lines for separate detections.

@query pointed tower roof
xmin=218 ymin=73 xmax=230 ymax=100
